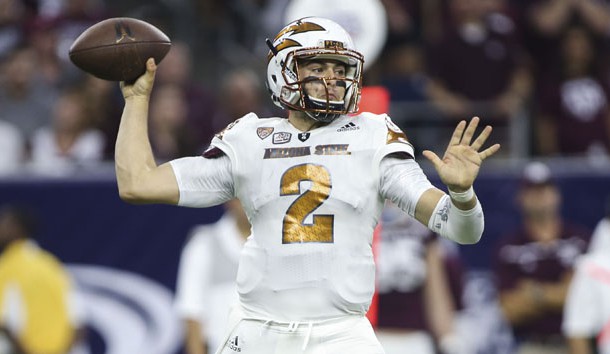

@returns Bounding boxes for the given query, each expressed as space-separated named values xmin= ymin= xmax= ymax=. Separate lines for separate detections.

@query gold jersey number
xmin=280 ymin=164 xmax=334 ymax=243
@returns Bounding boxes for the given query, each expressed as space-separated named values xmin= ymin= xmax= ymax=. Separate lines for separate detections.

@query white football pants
xmin=215 ymin=307 xmax=385 ymax=354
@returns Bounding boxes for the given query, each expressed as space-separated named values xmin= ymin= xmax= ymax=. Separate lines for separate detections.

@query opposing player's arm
xmin=115 ymin=58 xmax=180 ymax=204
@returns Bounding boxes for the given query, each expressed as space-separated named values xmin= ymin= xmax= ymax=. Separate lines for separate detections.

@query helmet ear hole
xmin=271 ymin=75 xmax=277 ymax=84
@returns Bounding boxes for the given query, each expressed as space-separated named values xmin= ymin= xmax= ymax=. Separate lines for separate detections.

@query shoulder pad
xmin=215 ymin=113 xmax=258 ymax=140
xmin=384 ymin=116 xmax=410 ymax=145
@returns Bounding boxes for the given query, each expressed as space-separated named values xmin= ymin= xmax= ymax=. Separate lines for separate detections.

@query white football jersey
xmin=210 ymin=112 xmax=414 ymax=321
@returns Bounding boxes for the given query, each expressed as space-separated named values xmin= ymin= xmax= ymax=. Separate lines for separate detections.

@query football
xmin=69 ymin=17 xmax=171 ymax=82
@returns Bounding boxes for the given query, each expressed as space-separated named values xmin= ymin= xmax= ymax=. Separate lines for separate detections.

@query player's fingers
xmin=136 ymin=58 xmax=157 ymax=92
xmin=146 ymin=57 xmax=157 ymax=72
xmin=471 ymin=125 xmax=492 ymax=151
xmin=478 ymin=143 xmax=501 ymax=160
xmin=422 ymin=150 xmax=443 ymax=168
xmin=460 ymin=116 xmax=479 ymax=146
xmin=447 ymin=120 xmax=467 ymax=148
xmin=144 ymin=58 xmax=157 ymax=82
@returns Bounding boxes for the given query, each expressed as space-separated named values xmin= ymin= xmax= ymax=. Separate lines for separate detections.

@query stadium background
xmin=2 ymin=0 xmax=610 ymax=353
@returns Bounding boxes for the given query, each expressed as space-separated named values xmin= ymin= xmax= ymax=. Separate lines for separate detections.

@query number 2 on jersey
xmin=280 ymin=164 xmax=334 ymax=243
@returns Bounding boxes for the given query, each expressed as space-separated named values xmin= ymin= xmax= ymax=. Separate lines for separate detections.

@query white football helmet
xmin=266 ymin=17 xmax=364 ymax=122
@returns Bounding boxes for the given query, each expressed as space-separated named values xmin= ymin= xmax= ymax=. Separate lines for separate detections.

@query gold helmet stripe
xmin=267 ymin=39 xmax=302 ymax=61
xmin=273 ymin=20 xmax=326 ymax=41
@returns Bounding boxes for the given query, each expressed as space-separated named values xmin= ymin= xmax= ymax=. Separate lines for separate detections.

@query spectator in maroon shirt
xmin=512 ymin=0 xmax=610 ymax=104
xmin=535 ymin=25 xmax=610 ymax=157
xmin=426 ymin=0 xmax=532 ymax=152
xmin=426 ymin=0 xmax=531 ymax=120
xmin=493 ymin=162 xmax=591 ymax=354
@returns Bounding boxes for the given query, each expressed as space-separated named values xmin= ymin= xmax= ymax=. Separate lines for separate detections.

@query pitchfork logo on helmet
xmin=266 ymin=17 xmax=364 ymax=123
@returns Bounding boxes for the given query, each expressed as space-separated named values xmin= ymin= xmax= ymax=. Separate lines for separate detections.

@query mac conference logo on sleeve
xmin=257 ymin=127 xmax=274 ymax=140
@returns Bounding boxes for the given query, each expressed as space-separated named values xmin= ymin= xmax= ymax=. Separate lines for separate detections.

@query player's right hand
xmin=120 ymin=58 xmax=157 ymax=100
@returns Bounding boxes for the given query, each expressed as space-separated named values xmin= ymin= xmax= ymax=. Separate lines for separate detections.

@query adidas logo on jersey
xmin=337 ymin=122 xmax=359 ymax=132
xmin=227 ymin=336 xmax=242 ymax=352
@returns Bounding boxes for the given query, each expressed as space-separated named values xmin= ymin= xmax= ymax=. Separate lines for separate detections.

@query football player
xmin=115 ymin=17 xmax=500 ymax=354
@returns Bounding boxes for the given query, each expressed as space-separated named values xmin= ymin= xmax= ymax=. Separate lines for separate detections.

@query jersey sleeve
xmin=170 ymin=155 xmax=234 ymax=207
xmin=379 ymin=156 xmax=435 ymax=217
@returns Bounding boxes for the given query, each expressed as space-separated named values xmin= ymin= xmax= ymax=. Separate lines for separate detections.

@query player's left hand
xmin=422 ymin=117 xmax=500 ymax=192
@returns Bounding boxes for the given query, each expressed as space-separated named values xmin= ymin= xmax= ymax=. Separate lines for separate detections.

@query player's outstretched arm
xmin=414 ymin=117 xmax=500 ymax=244
xmin=115 ymin=58 xmax=180 ymax=204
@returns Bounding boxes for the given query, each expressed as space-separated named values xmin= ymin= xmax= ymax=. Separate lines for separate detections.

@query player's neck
xmin=237 ymin=221 xmax=250 ymax=239
xmin=288 ymin=111 xmax=328 ymax=132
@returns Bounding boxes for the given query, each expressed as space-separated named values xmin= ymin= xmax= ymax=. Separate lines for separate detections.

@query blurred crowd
xmin=2 ymin=0 xmax=610 ymax=176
